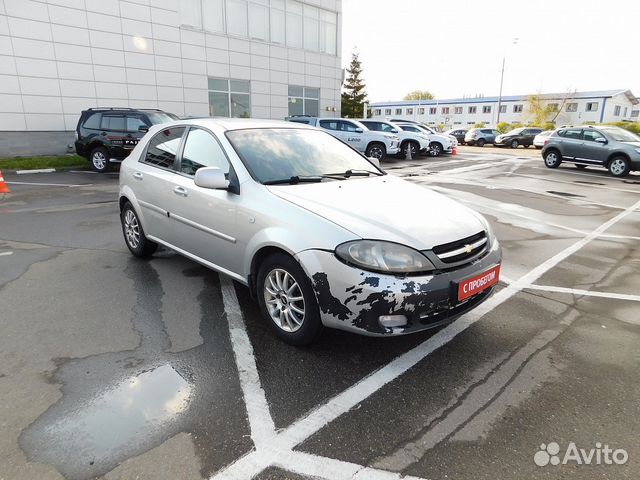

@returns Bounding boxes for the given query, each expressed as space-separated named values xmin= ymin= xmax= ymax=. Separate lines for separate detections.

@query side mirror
xmin=391 ymin=129 xmax=398 ymax=133
xmin=194 ymin=167 xmax=230 ymax=190
xmin=355 ymin=128 xmax=363 ymax=133
xmin=367 ymin=156 xmax=381 ymax=168
xmin=138 ymin=125 xmax=149 ymax=133
xmin=595 ymin=137 xmax=607 ymax=144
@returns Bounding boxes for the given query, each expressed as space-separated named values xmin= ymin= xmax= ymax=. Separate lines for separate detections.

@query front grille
xmin=432 ymin=231 xmax=487 ymax=264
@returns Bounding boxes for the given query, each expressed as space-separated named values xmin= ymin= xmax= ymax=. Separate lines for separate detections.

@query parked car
xmin=119 ymin=119 xmax=502 ymax=345
xmin=392 ymin=122 xmax=456 ymax=156
xmin=74 ymin=108 xmax=178 ymax=172
xmin=494 ymin=127 xmax=544 ymax=148
xmin=541 ymin=125 xmax=640 ymax=177
xmin=360 ymin=119 xmax=430 ymax=158
xmin=533 ymin=130 xmax=554 ymax=149
xmin=287 ymin=116 xmax=400 ymax=160
xmin=464 ymin=128 xmax=500 ymax=147
xmin=445 ymin=128 xmax=468 ymax=145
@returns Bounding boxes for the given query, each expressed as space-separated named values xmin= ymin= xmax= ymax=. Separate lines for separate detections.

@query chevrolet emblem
xmin=464 ymin=244 xmax=473 ymax=254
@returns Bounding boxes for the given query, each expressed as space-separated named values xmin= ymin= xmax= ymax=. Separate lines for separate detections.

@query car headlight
xmin=335 ymin=240 xmax=434 ymax=274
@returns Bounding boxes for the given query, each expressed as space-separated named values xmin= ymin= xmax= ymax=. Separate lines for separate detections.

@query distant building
xmin=370 ymin=90 xmax=639 ymax=129
xmin=0 ymin=0 xmax=342 ymax=155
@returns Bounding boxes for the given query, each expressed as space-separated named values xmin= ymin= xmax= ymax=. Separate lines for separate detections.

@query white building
xmin=0 ymin=0 xmax=342 ymax=155
xmin=370 ymin=90 xmax=639 ymax=130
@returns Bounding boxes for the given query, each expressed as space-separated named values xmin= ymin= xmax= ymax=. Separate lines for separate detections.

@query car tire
xmin=544 ymin=149 xmax=562 ymax=168
xmin=510 ymin=140 xmax=519 ymax=149
xmin=120 ymin=202 xmax=158 ymax=258
xmin=608 ymin=156 xmax=631 ymax=177
xmin=257 ymin=253 xmax=323 ymax=346
xmin=428 ymin=142 xmax=443 ymax=157
xmin=576 ymin=164 xmax=587 ymax=169
xmin=366 ymin=142 xmax=386 ymax=161
xmin=90 ymin=146 xmax=111 ymax=173
xmin=476 ymin=139 xmax=486 ymax=147
xmin=401 ymin=141 xmax=419 ymax=159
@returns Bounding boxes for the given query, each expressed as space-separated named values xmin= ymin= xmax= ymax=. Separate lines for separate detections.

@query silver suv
xmin=464 ymin=128 xmax=500 ymax=147
xmin=287 ymin=116 xmax=400 ymax=160
xmin=541 ymin=125 xmax=640 ymax=177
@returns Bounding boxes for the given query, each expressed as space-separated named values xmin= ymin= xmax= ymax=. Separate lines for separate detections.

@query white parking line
xmin=212 ymin=199 xmax=640 ymax=479
xmin=6 ymin=181 xmax=89 ymax=187
xmin=16 ymin=168 xmax=56 ymax=174
xmin=515 ymin=170 xmax=640 ymax=194
xmin=524 ymin=284 xmax=640 ymax=302
xmin=0 ymin=251 xmax=14 ymax=257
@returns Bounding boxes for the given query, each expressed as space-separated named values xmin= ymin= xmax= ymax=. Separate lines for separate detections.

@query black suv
xmin=494 ymin=127 xmax=543 ymax=148
xmin=74 ymin=108 xmax=178 ymax=172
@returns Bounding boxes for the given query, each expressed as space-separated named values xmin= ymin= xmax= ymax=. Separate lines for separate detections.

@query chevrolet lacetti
xmin=119 ymin=119 xmax=502 ymax=345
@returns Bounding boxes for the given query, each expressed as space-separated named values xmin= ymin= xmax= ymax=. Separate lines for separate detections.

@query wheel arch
xmin=249 ymin=245 xmax=297 ymax=297
xmin=605 ymin=151 xmax=630 ymax=167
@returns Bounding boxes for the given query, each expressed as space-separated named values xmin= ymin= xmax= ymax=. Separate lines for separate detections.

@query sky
xmin=341 ymin=0 xmax=640 ymax=102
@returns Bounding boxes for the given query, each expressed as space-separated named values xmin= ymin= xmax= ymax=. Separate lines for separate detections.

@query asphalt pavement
xmin=1 ymin=152 xmax=638 ymax=480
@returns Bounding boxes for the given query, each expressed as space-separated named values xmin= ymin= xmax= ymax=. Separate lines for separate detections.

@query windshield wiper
xmin=322 ymin=169 xmax=381 ymax=178
xmin=263 ymin=175 xmax=325 ymax=185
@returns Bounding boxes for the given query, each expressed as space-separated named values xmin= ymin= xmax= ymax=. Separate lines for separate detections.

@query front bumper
xmin=295 ymin=239 xmax=502 ymax=336
xmin=388 ymin=141 xmax=400 ymax=154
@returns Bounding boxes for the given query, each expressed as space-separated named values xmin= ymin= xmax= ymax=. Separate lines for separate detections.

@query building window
xmin=467 ymin=121 xmax=475 ymax=125
xmin=287 ymin=86 xmax=319 ymax=116
xmin=384 ymin=108 xmax=391 ymax=115
xmin=585 ymin=102 xmax=599 ymax=112
xmin=624 ymin=107 xmax=628 ymax=117
xmin=499 ymin=105 xmax=506 ymax=113
xmin=429 ymin=107 xmax=436 ymax=115
xmin=208 ymin=77 xmax=251 ymax=117
xmin=454 ymin=106 xmax=463 ymax=114
xmin=395 ymin=108 xmax=402 ymax=115
xmin=631 ymin=110 xmax=639 ymax=118
xmin=548 ymin=103 xmax=559 ymax=111
xmin=418 ymin=108 xmax=425 ymax=115
xmin=453 ymin=121 xmax=461 ymax=125
xmin=566 ymin=103 xmax=578 ymax=112
xmin=373 ymin=109 xmax=381 ymax=116
xmin=468 ymin=106 xmax=477 ymax=114
xmin=406 ymin=108 xmax=414 ymax=115
xmin=482 ymin=105 xmax=491 ymax=114
xmin=248 ymin=0 xmax=269 ymax=41
xmin=442 ymin=107 xmax=450 ymax=114
xmin=614 ymin=105 xmax=621 ymax=116
xmin=513 ymin=104 xmax=523 ymax=113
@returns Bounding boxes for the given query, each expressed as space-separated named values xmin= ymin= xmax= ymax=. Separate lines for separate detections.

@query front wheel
xmin=90 ymin=146 xmax=111 ymax=173
xmin=510 ymin=140 xmax=519 ymax=149
xmin=608 ymin=156 xmax=630 ymax=177
xmin=257 ymin=253 xmax=323 ymax=346
xmin=365 ymin=143 xmax=386 ymax=161
xmin=121 ymin=202 xmax=157 ymax=258
xmin=401 ymin=141 xmax=419 ymax=159
xmin=428 ymin=142 xmax=443 ymax=157
xmin=544 ymin=150 xmax=562 ymax=168
xmin=476 ymin=138 xmax=486 ymax=147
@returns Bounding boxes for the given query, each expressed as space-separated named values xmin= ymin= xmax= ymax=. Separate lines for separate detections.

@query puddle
xmin=574 ymin=180 xmax=606 ymax=186
xmin=546 ymin=190 xmax=585 ymax=198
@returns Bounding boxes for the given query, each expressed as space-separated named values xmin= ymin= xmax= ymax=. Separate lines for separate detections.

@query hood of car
xmin=267 ymin=175 xmax=485 ymax=250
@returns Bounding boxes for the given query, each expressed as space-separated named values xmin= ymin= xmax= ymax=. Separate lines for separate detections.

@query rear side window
xmin=319 ymin=120 xmax=339 ymax=130
xmin=82 ymin=112 xmax=102 ymax=129
xmin=143 ymin=127 xmax=186 ymax=169
xmin=560 ymin=128 xmax=582 ymax=140
xmin=101 ymin=115 xmax=126 ymax=131
xmin=180 ymin=128 xmax=230 ymax=176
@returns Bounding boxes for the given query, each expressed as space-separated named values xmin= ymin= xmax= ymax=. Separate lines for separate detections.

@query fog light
xmin=379 ymin=315 xmax=408 ymax=328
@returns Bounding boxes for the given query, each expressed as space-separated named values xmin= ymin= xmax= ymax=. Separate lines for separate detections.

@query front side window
xmin=126 ymin=116 xmax=147 ymax=132
xmin=226 ymin=128 xmax=380 ymax=184
xmin=340 ymin=121 xmax=360 ymax=132
xmin=208 ymin=77 xmax=251 ymax=118
xmin=143 ymin=127 xmax=186 ymax=169
xmin=582 ymin=130 xmax=606 ymax=143
xmin=288 ymin=86 xmax=319 ymax=117
xmin=180 ymin=128 xmax=231 ymax=176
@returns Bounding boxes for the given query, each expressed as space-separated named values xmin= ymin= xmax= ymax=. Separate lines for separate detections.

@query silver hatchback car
xmin=119 ymin=119 xmax=501 ymax=345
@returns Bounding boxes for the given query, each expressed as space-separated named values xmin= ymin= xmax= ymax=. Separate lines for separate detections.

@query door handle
xmin=132 ymin=172 xmax=143 ymax=180
xmin=173 ymin=186 xmax=188 ymax=197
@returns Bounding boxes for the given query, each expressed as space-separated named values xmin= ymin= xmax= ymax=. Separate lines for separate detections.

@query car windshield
xmin=601 ymin=127 xmax=640 ymax=142
xmin=506 ymin=128 xmax=525 ymax=135
xmin=146 ymin=112 xmax=177 ymax=124
xmin=226 ymin=128 xmax=382 ymax=184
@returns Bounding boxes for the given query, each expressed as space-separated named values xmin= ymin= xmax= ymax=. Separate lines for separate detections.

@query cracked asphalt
xmin=1 ymin=149 xmax=639 ymax=480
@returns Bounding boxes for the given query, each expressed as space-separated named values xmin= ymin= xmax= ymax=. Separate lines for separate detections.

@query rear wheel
xmin=544 ymin=150 xmax=562 ymax=168
xmin=257 ymin=253 xmax=323 ymax=346
xmin=608 ymin=156 xmax=630 ymax=177
xmin=120 ymin=202 xmax=157 ymax=258
xmin=476 ymin=138 xmax=486 ymax=147
xmin=366 ymin=142 xmax=386 ymax=161
xmin=90 ymin=146 xmax=111 ymax=173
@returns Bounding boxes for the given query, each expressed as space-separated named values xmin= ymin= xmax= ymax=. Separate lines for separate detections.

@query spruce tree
xmin=341 ymin=52 xmax=368 ymax=118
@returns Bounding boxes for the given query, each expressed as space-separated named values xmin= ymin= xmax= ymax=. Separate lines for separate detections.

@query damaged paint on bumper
xmin=295 ymin=239 xmax=502 ymax=336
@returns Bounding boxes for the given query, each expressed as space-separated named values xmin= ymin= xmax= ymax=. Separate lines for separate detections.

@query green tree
xmin=473 ymin=122 xmax=486 ymax=128
xmin=403 ymin=90 xmax=435 ymax=101
xmin=341 ymin=52 xmax=368 ymax=118
xmin=496 ymin=121 xmax=510 ymax=133
xmin=527 ymin=95 xmax=557 ymax=126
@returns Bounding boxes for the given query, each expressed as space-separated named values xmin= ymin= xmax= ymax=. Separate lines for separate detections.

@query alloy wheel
xmin=123 ymin=209 xmax=140 ymax=249
xmin=263 ymin=268 xmax=305 ymax=333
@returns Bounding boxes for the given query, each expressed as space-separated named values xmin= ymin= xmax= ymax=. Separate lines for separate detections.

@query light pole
xmin=496 ymin=37 xmax=518 ymax=125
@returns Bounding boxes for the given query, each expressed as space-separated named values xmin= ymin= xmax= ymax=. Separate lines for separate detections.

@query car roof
xmin=163 ymin=117 xmax=315 ymax=132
